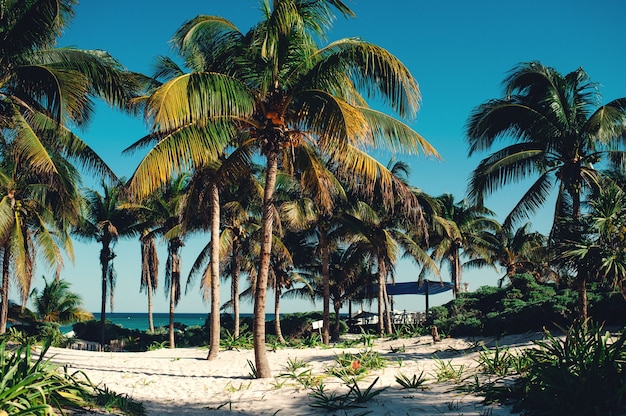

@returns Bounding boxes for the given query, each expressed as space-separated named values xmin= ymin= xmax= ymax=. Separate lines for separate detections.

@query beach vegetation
xmin=92 ymin=385 xmax=146 ymax=416
xmin=395 ymin=371 xmax=429 ymax=390
xmin=220 ymin=328 xmax=254 ymax=351
xmin=309 ymin=377 xmax=387 ymax=410
xmin=146 ymin=340 xmax=168 ymax=351
xmin=224 ymin=381 xmax=252 ymax=393
xmin=475 ymin=320 xmax=626 ymax=415
xmin=331 ymin=348 xmax=387 ymax=379
xmin=476 ymin=343 xmax=516 ymax=377
xmin=387 ymin=323 xmax=425 ymax=340
xmin=0 ymin=337 xmax=144 ymax=415
xmin=279 ymin=367 xmax=323 ymax=389
xmin=427 ymin=273 xmax=626 ymax=337
xmin=432 ymin=357 xmax=468 ymax=384
xmin=246 ymin=359 xmax=258 ymax=379
xmin=282 ymin=357 xmax=310 ymax=373
xmin=0 ymin=338 xmax=88 ymax=414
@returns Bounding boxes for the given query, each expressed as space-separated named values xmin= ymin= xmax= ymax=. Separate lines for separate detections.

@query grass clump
xmin=329 ymin=349 xmax=386 ymax=382
xmin=309 ymin=377 xmax=386 ymax=410
xmin=395 ymin=370 xmax=429 ymax=390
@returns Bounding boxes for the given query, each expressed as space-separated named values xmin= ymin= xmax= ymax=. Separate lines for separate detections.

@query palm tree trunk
xmin=207 ymin=183 xmax=221 ymax=360
xmin=571 ymin=187 xmax=587 ymax=321
xmin=450 ymin=248 xmax=462 ymax=297
xmin=0 ymin=246 xmax=10 ymax=334
xmin=254 ymin=151 xmax=278 ymax=379
xmin=578 ymin=273 xmax=588 ymax=321
xmin=376 ymin=254 xmax=392 ymax=335
xmin=99 ymin=237 xmax=111 ymax=348
xmin=320 ymin=228 xmax=331 ymax=345
xmin=169 ymin=280 xmax=175 ymax=348
xmin=377 ymin=258 xmax=385 ymax=336
xmin=333 ymin=299 xmax=342 ymax=340
xmin=454 ymin=248 xmax=462 ymax=295
xmin=382 ymin=280 xmax=392 ymax=334
xmin=232 ymin=241 xmax=240 ymax=339
xmin=168 ymin=240 xmax=182 ymax=349
xmin=274 ymin=286 xmax=285 ymax=343
xmin=147 ymin=274 xmax=155 ymax=333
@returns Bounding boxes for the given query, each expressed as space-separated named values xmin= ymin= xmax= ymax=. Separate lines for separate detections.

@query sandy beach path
xmin=47 ymin=334 xmax=537 ymax=415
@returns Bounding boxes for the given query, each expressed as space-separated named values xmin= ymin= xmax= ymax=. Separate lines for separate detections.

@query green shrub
xmin=0 ymin=338 xmax=90 ymax=414
xmin=514 ymin=320 xmax=626 ymax=415
xmin=426 ymin=273 xmax=626 ymax=337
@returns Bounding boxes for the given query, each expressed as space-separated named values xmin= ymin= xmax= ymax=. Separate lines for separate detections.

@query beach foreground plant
xmin=0 ymin=338 xmax=145 ymax=415
xmin=477 ymin=320 xmax=626 ymax=415
xmin=309 ymin=377 xmax=386 ymax=410
xmin=0 ymin=338 xmax=89 ymax=414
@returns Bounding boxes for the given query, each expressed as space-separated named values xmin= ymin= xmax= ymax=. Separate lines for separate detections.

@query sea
xmin=73 ymin=312 xmax=267 ymax=332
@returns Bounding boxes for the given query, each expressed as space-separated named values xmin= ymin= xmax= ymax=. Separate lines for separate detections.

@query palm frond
xmin=145 ymin=72 xmax=254 ymax=132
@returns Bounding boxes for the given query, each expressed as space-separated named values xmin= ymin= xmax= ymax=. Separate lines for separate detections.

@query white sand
xmin=47 ymin=333 xmax=542 ymax=415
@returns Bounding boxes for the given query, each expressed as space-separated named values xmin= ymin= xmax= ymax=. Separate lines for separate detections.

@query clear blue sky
xmin=19 ymin=0 xmax=626 ymax=314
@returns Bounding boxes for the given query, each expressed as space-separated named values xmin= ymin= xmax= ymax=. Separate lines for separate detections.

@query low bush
xmin=428 ymin=273 xmax=626 ymax=336
xmin=499 ymin=320 xmax=626 ymax=415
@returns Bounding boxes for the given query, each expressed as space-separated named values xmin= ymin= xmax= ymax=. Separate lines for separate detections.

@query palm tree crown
xmin=467 ymin=61 xmax=626 ymax=234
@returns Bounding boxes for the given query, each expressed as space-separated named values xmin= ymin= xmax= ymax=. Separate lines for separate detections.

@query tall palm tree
xmin=129 ymin=198 xmax=161 ymax=333
xmin=183 ymin=151 xmax=256 ymax=359
xmin=0 ymin=0 xmax=139 ymax=334
xmin=466 ymin=61 xmax=626 ymax=319
xmin=152 ymin=175 xmax=189 ymax=349
xmin=139 ymin=228 xmax=159 ymax=332
xmin=428 ymin=194 xmax=499 ymax=297
xmin=0 ymin=145 xmax=80 ymax=334
xmin=76 ymin=181 xmax=138 ymax=346
xmin=127 ymin=0 xmax=436 ymax=377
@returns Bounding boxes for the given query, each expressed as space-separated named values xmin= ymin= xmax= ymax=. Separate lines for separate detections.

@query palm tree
xmin=217 ymin=175 xmax=262 ymax=339
xmin=139 ymin=228 xmax=159 ymax=333
xmin=152 ymin=175 xmax=189 ymax=349
xmin=492 ymin=223 xmax=550 ymax=287
xmin=30 ymin=276 xmax=92 ymax=324
xmin=0 ymin=0 xmax=139 ymax=334
xmin=341 ymin=200 xmax=414 ymax=335
xmin=427 ymin=194 xmax=499 ymax=297
xmin=466 ymin=61 xmax=626 ymax=319
xmin=183 ymin=151 xmax=256 ymax=359
xmin=127 ymin=0 xmax=436 ymax=377
xmin=279 ymin=147 xmax=347 ymax=344
xmin=559 ymin=181 xmax=626 ymax=309
xmin=76 ymin=181 xmax=139 ymax=346
xmin=132 ymin=202 xmax=160 ymax=333
xmin=0 ymin=147 xmax=80 ymax=334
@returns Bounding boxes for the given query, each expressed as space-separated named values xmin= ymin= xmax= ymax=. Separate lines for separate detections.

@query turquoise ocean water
xmin=85 ymin=312 xmax=266 ymax=332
